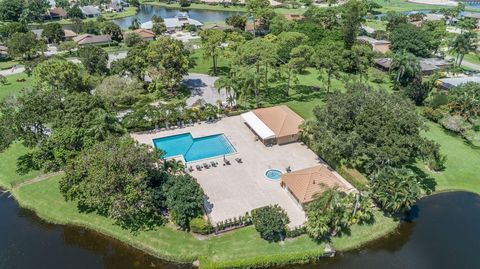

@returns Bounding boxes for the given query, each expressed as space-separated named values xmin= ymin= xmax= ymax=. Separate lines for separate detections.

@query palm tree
xmin=215 ymin=72 xmax=237 ymax=108
xmin=370 ymin=166 xmax=423 ymax=215
xmin=390 ymin=51 xmax=421 ymax=87
xmin=449 ymin=31 xmax=477 ymax=67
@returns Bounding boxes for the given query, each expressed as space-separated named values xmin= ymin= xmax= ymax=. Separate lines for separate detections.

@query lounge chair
xmin=235 ymin=158 xmax=242 ymax=163
xmin=203 ymin=163 xmax=210 ymax=169
xmin=196 ymin=165 xmax=202 ymax=171
xmin=189 ymin=166 xmax=194 ymax=172
xmin=223 ymin=159 xmax=231 ymax=165
xmin=210 ymin=161 xmax=217 ymax=167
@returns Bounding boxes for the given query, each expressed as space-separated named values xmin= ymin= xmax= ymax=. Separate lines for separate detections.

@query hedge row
xmin=199 ymin=247 xmax=326 ymax=269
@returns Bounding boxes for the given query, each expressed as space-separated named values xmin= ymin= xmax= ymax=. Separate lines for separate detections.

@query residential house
xmin=202 ymin=23 xmax=233 ymax=31
xmin=375 ymin=57 xmax=451 ymax=75
xmin=64 ymin=29 xmax=78 ymax=39
xmin=73 ymin=34 xmax=111 ymax=46
xmin=281 ymin=165 xmax=356 ymax=207
xmin=0 ymin=43 xmax=8 ymax=58
xmin=464 ymin=13 xmax=480 ymax=29
xmin=141 ymin=13 xmax=203 ymax=32
xmin=436 ymin=76 xmax=480 ymax=90
xmin=80 ymin=5 xmax=101 ymax=17
xmin=125 ymin=29 xmax=155 ymax=41
xmin=46 ymin=7 xmax=67 ymax=19
xmin=357 ymin=36 xmax=391 ymax=54
xmin=241 ymin=105 xmax=304 ymax=145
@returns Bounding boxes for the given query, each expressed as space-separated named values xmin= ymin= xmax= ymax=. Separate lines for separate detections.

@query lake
xmin=1 ymin=191 xmax=479 ymax=268
xmin=113 ymin=4 xmax=244 ymax=29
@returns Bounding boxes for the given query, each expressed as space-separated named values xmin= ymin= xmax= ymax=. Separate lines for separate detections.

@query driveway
xmin=183 ymin=73 xmax=230 ymax=107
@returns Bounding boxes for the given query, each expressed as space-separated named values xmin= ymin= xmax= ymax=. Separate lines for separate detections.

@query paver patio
xmin=132 ymin=116 xmax=328 ymax=227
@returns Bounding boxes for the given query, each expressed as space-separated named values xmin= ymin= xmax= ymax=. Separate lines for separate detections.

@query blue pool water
xmin=153 ymin=133 xmax=235 ymax=162
xmin=265 ymin=169 xmax=282 ymax=181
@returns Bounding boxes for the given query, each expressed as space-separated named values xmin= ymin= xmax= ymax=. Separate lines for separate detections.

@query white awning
xmin=241 ymin=112 xmax=276 ymax=140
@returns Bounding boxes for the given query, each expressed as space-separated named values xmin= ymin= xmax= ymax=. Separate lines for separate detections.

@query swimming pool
xmin=153 ymin=133 xmax=236 ymax=162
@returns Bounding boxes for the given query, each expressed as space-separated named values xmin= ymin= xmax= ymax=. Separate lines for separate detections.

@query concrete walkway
xmin=183 ymin=73 xmax=230 ymax=107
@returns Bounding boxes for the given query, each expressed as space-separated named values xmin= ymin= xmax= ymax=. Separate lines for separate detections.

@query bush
xmin=286 ymin=226 xmax=306 ymax=238
xmin=423 ymin=107 xmax=445 ymax=122
xmin=251 ymin=205 xmax=290 ymax=242
xmin=429 ymin=92 xmax=449 ymax=108
xmin=190 ymin=217 xmax=213 ymax=235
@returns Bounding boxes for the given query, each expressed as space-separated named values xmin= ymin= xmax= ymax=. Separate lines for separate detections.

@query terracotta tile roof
xmin=73 ymin=34 xmax=111 ymax=45
xmin=281 ymin=165 xmax=353 ymax=204
xmin=133 ymin=28 xmax=155 ymax=39
xmin=49 ymin=7 xmax=67 ymax=18
xmin=252 ymin=105 xmax=304 ymax=138
xmin=64 ymin=29 xmax=77 ymax=38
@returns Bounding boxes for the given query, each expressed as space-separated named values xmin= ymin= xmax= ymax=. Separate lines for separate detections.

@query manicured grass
xmin=12 ymin=175 xmax=397 ymax=265
xmin=372 ymin=0 xmax=453 ymax=12
xmin=0 ymin=59 xmax=19 ymax=70
xmin=30 ymin=7 xmax=138 ymax=26
xmin=141 ymin=1 xmax=307 ymax=16
xmin=189 ymin=49 xmax=230 ymax=75
xmin=364 ymin=19 xmax=387 ymax=31
xmin=421 ymin=122 xmax=480 ymax=195
xmin=0 ymin=142 xmax=41 ymax=190
xmin=0 ymin=72 xmax=33 ymax=101
xmin=461 ymin=53 xmax=480 ymax=66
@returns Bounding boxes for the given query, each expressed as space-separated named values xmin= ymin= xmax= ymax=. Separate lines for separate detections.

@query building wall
xmin=277 ymin=134 xmax=300 ymax=145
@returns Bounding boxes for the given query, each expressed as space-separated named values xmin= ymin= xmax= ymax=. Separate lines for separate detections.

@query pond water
xmin=113 ymin=4 xmax=244 ymax=29
xmin=1 ymin=191 xmax=479 ymax=268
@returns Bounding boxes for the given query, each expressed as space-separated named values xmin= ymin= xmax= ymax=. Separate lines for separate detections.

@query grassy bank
xmin=141 ymin=1 xmax=307 ymax=15
xmin=30 ymin=7 xmax=137 ymax=26
xmin=11 ymin=174 xmax=397 ymax=266
xmin=0 ymin=142 xmax=40 ymax=190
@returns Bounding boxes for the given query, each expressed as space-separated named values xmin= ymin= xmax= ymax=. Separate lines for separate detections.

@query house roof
xmin=281 ymin=165 xmax=355 ymax=204
xmin=464 ymin=13 xmax=480 ymax=19
xmin=375 ymin=57 xmax=451 ymax=72
xmin=80 ymin=5 xmax=100 ymax=15
xmin=49 ymin=7 xmax=67 ymax=17
xmin=357 ymin=36 xmax=390 ymax=45
xmin=64 ymin=29 xmax=77 ymax=38
xmin=252 ymin=105 xmax=304 ymax=138
xmin=437 ymin=76 xmax=480 ymax=89
xmin=241 ymin=111 xmax=276 ymax=140
xmin=284 ymin=14 xmax=305 ymax=21
xmin=73 ymin=34 xmax=111 ymax=45
xmin=128 ymin=28 xmax=155 ymax=39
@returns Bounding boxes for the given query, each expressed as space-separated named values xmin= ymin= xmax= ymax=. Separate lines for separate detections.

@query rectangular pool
xmin=153 ymin=133 xmax=236 ymax=162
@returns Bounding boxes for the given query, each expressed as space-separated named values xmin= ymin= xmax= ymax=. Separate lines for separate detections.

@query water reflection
xmin=113 ymin=4 xmax=244 ymax=29
xmin=1 ymin=191 xmax=479 ymax=269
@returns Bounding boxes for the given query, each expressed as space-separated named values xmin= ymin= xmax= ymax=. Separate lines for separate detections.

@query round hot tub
xmin=264 ymin=169 xmax=282 ymax=181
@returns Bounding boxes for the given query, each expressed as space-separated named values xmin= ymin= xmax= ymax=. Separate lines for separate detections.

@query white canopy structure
xmin=241 ymin=112 xmax=276 ymax=140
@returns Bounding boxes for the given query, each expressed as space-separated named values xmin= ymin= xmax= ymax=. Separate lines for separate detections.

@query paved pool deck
xmin=131 ymin=116 xmax=326 ymax=228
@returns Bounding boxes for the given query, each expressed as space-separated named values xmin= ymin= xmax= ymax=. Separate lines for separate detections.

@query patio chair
xmin=235 ymin=158 xmax=242 ymax=163
xmin=203 ymin=163 xmax=210 ymax=169
xmin=196 ymin=165 xmax=202 ymax=171
xmin=188 ymin=166 xmax=194 ymax=172
xmin=210 ymin=161 xmax=217 ymax=167
xmin=286 ymin=166 xmax=292 ymax=173
xmin=223 ymin=159 xmax=231 ymax=165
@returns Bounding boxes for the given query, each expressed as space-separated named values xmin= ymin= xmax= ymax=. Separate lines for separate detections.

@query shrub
xmin=286 ymin=226 xmax=306 ymax=238
xmin=423 ymin=107 xmax=445 ymax=122
xmin=251 ymin=205 xmax=290 ymax=242
xmin=190 ymin=217 xmax=213 ymax=235
xmin=429 ymin=92 xmax=449 ymax=108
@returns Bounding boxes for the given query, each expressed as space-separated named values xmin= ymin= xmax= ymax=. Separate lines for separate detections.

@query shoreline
xmin=8 ymin=175 xmax=400 ymax=268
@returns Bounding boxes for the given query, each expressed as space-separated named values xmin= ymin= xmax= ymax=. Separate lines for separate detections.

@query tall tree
xmin=163 ymin=175 xmax=204 ymax=230
xmin=6 ymin=32 xmax=41 ymax=59
xmin=449 ymin=31 xmax=477 ymax=67
xmin=42 ymin=23 xmax=65 ymax=44
xmin=313 ymin=41 xmax=344 ymax=92
xmin=0 ymin=0 xmax=24 ymax=21
xmin=303 ymin=86 xmax=440 ymax=173
xmin=60 ymin=136 xmax=167 ymax=230
xmin=78 ymin=45 xmax=109 ymax=75
xmin=390 ymin=23 xmax=432 ymax=57
xmin=33 ymin=58 xmax=87 ymax=92
xmin=340 ymin=0 xmax=366 ymax=49
xmin=390 ymin=50 xmax=421 ymax=88
xmin=102 ymin=21 xmax=123 ymax=42
xmin=200 ymin=29 xmax=226 ymax=76
xmin=251 ymin=205 xmax=290 ymax=242
xmin=146 ymin=37 xmax=190 ymax=95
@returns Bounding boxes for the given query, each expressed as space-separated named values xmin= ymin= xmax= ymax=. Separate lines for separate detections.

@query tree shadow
xmin=407 ymin=164 xmax=437 ymax=194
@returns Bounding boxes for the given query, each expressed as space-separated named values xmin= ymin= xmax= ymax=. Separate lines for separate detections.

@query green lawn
xmin=422 ymin=122 xmax=480 ymax=194
xmin=0 ymin=142 xmax=41 ymax=189
xmin=0 ymin=72 xmax=33 ymax=101
xmin=372 ymin=0 xmax=453 ymax=12
xmin=12 ymin=174 xmax=397 ymax=265
xmin=364 ymin=19 xmax=387 ymax=31
xmin=30 ymin=7 xmax=137 ymax=26
xmin=189 ymin=49 xmax=230 ymax=75
xmin=0 ymin=59 xmax=19 ymax=70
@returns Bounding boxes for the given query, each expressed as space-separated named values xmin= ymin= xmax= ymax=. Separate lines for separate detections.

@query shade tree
xmin=251 ymin=205 xmax=290 ymax=242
